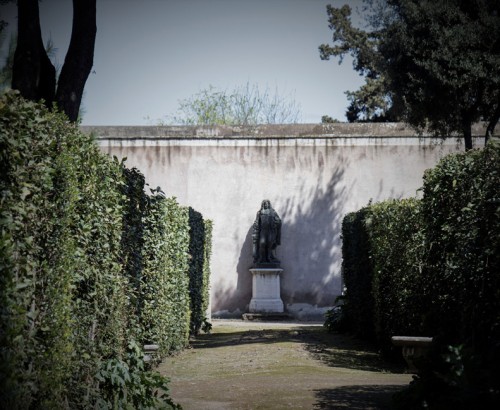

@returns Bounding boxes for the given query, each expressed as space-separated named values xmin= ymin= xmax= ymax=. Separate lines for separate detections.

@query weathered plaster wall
xmin=82 ymin=123 xmax=485 ymax=320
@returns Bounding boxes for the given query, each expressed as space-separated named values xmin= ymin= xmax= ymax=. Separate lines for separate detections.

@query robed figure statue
xmin=252 ymin=200 xmax=281 ymax=266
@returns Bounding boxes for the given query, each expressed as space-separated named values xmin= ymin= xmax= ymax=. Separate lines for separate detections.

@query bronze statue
xmin=252 ymin=200 xmax=281 ymax=266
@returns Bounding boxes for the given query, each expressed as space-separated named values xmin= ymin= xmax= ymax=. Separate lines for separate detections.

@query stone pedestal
xmin=248 ymin=268 xmax=284 ymax=313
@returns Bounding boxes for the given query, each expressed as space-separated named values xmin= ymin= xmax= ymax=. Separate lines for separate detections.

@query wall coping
xmin=80 ymin=123 xmax=487 ymax=141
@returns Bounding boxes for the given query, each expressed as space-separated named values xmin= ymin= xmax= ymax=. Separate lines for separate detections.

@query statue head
xmin=261 ymin=199 xmax=271 ymax=210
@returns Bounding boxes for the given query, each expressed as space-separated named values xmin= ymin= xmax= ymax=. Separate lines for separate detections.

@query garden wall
xmin=82 ymin=123 xmax=486 ymax=319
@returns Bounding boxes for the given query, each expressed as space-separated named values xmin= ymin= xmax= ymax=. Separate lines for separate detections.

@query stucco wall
xmin=82 ymin=123 xmax=485 ymax=320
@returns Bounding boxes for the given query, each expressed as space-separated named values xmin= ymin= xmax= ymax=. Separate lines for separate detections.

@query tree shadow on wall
xmin=278 ymin=160 xmax=351 ymax=308
xmin=211 ymin=225 xmax=253 ymax=315
xmin=212 ymin=157 xmax=352 ymax=316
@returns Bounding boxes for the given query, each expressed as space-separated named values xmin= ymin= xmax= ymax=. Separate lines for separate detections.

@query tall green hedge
xmin=121 ymin=167 xmax=147 ymax=322
xmin=339 ymin=144 xmax=499 ymax=352
xmin=0 ymin=93 xmax=80 ymax=408
xmin=421 ymin=143 xmax=500 ymax=350
xmin=337 ymin=142 xmax=500 ymax=407
xmin=141 ymin=192 xmax=191 ymax=357
xmin=188 ymin=208 xmax=212 ymax=335
xmin=0 ymin=92 xmax=130 ymax=407
xmin=340 ymin=208 xmax=375 ymax=340
xmin=367 ymin=198 xmax=426 ymax=354
xmin=0 ymin=92 xmax=188 ymax=409
xmin=69 ymin=137 xmax=129 ymax=405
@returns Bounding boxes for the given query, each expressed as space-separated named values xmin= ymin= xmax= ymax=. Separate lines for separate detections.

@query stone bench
xmin=143 ymin=344 xmax=159 ymax=363
xmin=391 ymin=336 xmax=433 ymax=372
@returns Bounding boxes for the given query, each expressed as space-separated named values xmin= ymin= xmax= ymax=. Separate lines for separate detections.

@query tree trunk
xmin=485 ymin=103 xmax=500 ymax=144
xmin=12 ymin=0 xmax=56 ymax=106
xmin=463 ymin=124 xmax=473 ymax=151
xmin=55 ymin=0 xmax=96 ymax=122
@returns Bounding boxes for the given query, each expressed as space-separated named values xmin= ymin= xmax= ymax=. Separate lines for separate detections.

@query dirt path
xmin=158 ymin=320 xmax=412 ymax=409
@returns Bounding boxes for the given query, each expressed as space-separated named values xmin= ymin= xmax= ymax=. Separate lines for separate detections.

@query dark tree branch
xmin=55 ymin=0 xmax=96 ymax=122
xmin=12 ymin=0 xmax=56 ymax=105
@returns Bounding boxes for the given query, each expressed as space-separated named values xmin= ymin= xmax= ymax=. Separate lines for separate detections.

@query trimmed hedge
xmin=0 ymin=92 xmax=132 ymax=408
xmin=340 ymin=208 xmax=375 ymax=340
xmin=367 ymin=198 xmax=426 ymax=354
xmin=1 ymin=93 xmax=81 ymax=408
xmin=338 ymin=144 xmax=499 ymax=351
xmin=188 ymin=208 xmax=212 ymax=335
xmin=141 ymin=191 xmax=191 ymax=357
xmin=336 ymin=142 xmax=500 ymax=407
xmin=121 ymin=167 xmax=147 ymax=321
xmin=421 ymin=143 xmax=500 ymax=351
xmin=0 ymin=92 xmax=212 ymax=409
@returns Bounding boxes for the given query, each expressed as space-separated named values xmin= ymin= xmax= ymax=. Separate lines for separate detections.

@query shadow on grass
xmin=191 ymin=326 xmax=405 ymax=373
xmin=301 ymin=328 xmax=405 ymax=373
xmin=313 ymin=384 xmax=404 ymax=409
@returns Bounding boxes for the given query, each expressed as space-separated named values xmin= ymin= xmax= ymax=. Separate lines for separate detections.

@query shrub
xmin=188 ymin=208 xmax=212 ymax=335
xmin=337 ymin=141 xmax=500 ymax=408
xmin=141 ymin=190 xmax=191 ymax=357
xmin=0 ymin=92 xmax=78 ymax=408
xmin=368 ymin=198 xmax=427 ymax=354
xmin=339 ymin=207 xmax=375 ymax=340
xmin=120 ymin=167 xmax=147 ymax=326
xmin=0 ymin=92 xmax=181 ymax=409
xmin=421 ymin=142 xmax=500 ymax=350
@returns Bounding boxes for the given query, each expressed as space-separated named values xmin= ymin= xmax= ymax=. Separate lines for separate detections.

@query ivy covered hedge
xmin=367 ymin=198 xmax=426 ymax=354
xmin=335 ymin=142 xmax=499 ymax=407
xmin=188 ymin=208 xmax=213 ymax=335
xmin=141 ymin=192 xmax=191 ymax=356
xmin=339 ymin=199 xmax=425 ymax=353
xmin=0 ymin=92 xmax=211 ymax=408
xmin=421 ymin=144 xmax=500 ymax=351
xmin=339 ymin=208 xmax=374 ymax=340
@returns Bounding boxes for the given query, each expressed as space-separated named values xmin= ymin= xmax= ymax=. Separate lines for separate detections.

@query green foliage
xmin=121 ymin=167 xmax=147 ymax=322
xmin=319 ymin=3 xmax=402 ymax=122
xmin=381 ymin=0 xmax=500 ymax=148
xmin=163 ymin=83 xmax=301 ymax=125
xmin=421 ymin=143 xmax=500 ymax=351
xmin=338 ymin=142 xmax=500 ymax=407
xmin=188 ymin=208 xmax=212 ymax=335
xmin=68 ymin=134 xmax=129 ymax=406
xmin=320 ymin=0 xmax=500 ymax=147
xmin=0 ymin=90 xmax=78 ymax=408
xmin=141 ymin=191 xmax=191 ymax=357
xmin=323 ymin=298 xmax=347 ymax=333
xmin=367 ymin=198 xmax=426 ymax=355
xmin=321 ymin=115 xmax=339 ymax=124
xmin=339 ymin=207 xmax=375 ymax=340
xmin=96 ymin=341 xmax=181 ymax=410
xmin=0 ymin=91 xmax=181 ymax=409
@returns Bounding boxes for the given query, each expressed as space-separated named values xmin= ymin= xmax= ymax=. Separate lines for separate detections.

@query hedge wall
xmin=188 ymin=208 xmax=212 ymax=335
xmin=339 ymin=144 xmax=499 ymax=353
xmin=0 ymin=92 xmax=212 ymax=409
xmin=340 ymin=208 xmax=375 ymax=340
xmin=337 ymin=142 xmax=500 ymax=407
xmin=421 ymin=143 xmax=500 ymax=351
xmin=0 ymin=93 xmax=81 ymax=408
xmin=141 ymin=192 xmax=191 ymax=357
xmin=367 ymin=198 xmax=426 ymax=354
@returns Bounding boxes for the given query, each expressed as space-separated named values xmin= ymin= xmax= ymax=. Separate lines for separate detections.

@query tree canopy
xmin=320 ymin=0 xmax=500 ymax=149
xmin=10 ymin=0 xmax=96 ymax=122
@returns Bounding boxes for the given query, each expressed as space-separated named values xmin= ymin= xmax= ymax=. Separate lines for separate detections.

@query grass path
xmin=158 ymin=320 xmax=412 ymax=409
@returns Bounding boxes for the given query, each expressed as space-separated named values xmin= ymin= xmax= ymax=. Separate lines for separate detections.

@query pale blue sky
xmin=1 ymin=0 xmax=365 ymax=125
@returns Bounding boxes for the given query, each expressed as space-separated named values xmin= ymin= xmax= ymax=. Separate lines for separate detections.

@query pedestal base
xmin=242 ymin=312 xmax=292 ymax=321
xmin=248 ymin=268 xmax=284 ymax=313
